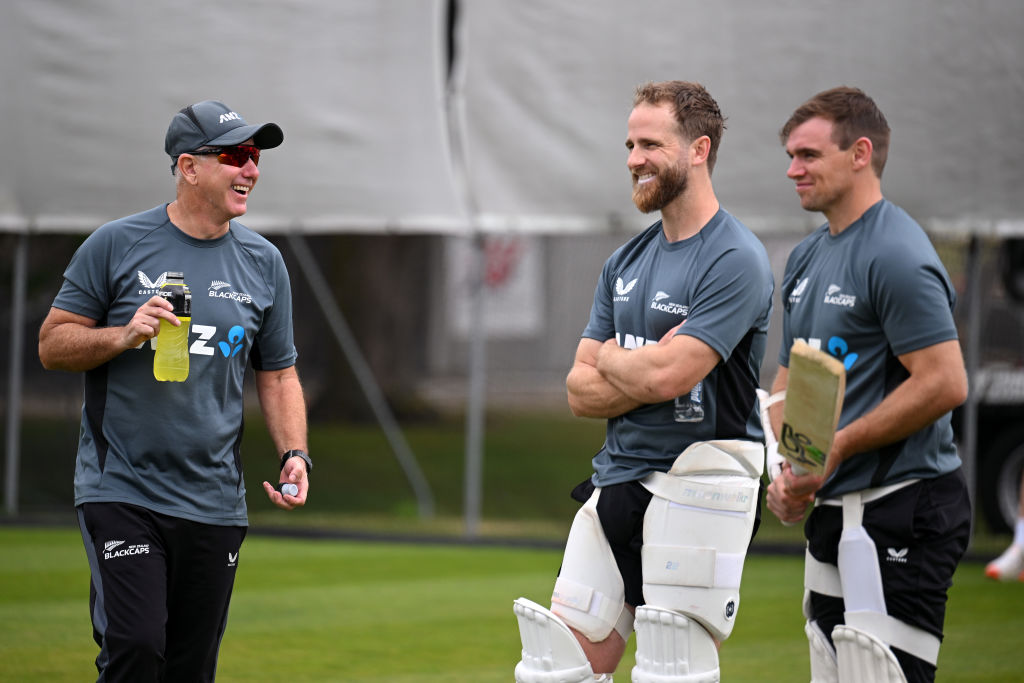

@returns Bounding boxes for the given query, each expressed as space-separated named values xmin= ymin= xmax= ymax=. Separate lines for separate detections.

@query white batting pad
xmin=514 ymin=597 xmax=594 ymax=683
xmin=833 ymin=624 xmax=907 ymax=683
xmin=631 ymin=605 xmax=720 ymax=683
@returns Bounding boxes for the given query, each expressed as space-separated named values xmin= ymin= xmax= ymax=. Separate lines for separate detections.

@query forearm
xmin=597 ymin=336 xmax=715 ymax=404
xmin=256 ymin=367 xmax=308 ymax=456
xmin=39 ymin=322 xmax=133 ymax=372
xmin=833 ymin=340 xmax=966 ymax=466
xmin=834 ymin=380 xmax=955 ymax=462
xmin=567 ymin=362 xmax=642 ymax=418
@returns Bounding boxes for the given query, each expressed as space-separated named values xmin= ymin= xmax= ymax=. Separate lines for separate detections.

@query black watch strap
xmin=280 ymin=449 xmax=312 ymax=473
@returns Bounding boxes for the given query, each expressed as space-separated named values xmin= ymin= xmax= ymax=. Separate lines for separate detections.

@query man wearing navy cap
xmin=39 ymin=100 xmax=309 ymax=682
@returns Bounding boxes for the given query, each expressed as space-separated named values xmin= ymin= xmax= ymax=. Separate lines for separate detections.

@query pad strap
xmin=552 ymin=576 xmax=622 ymax=635
xmin=804 ymin=547 xmax=843 ymax=597
xmin=805 ymin=483 xmax=941 ymax=669
xmin=844 ymin=611 xmax=941 ymax=666
xmin=644 ymin=544 xmax=745 ymax=589
xmin=642 ymin=472 xmax=756 ymax=513
xmin=815 ymin=479 xmax=919 ymax=508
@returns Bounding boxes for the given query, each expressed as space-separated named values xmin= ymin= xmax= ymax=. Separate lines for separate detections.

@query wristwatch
xmin=280 ymin=449 xmax=312 ymax=474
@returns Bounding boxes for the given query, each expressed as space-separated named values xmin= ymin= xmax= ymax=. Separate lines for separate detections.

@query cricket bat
xmin=778 ymin=340 xmax=846 ymax=475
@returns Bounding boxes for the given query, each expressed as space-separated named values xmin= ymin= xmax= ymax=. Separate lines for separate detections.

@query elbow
xmin=567 ymin=393 xmax=597 ymax=419
xmin=950 ymin=372 xmax=969 ymax=409
xmin=38 ymin=342 xmax=58 ymax=371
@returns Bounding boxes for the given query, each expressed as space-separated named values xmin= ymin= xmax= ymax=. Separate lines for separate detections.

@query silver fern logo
xmin=104 ymin=540 xmax=125 ymax=553
xmin=209 ymin=280 xmax=231 ymax=291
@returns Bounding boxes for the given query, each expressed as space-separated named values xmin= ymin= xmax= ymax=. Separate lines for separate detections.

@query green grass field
xmin=0 ymin=527 xmax=1021 ymax=682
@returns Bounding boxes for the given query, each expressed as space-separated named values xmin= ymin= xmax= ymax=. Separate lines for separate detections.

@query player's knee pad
xmin=513 ymin=597 xmax=594 ymax=683
xmin=640 ymin=440 xmax=762 ymax=643
xmin=805 ymin=619 xmax=839 ymax=683
xmin=631 ymin=605 xmax=720 ymax=683
xmin=550 ymin=489 xmax=633 ymax=643
xmin=833 ymin=624 xmax=907 ymax=683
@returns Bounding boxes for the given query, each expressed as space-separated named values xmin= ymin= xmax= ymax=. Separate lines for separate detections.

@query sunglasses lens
xmin=217 ymin=146 xmax=260 ymax=167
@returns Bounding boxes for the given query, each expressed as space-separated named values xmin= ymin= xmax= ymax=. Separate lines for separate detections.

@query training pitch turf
xmin=0 ymin=527 xmax=1020 ymax=682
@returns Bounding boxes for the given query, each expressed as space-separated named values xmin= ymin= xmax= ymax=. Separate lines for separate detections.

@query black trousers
xmin=805 ymin=469 xmax=971 ymax=683
xmin=78 ymin=502 xmax=247 ymax=683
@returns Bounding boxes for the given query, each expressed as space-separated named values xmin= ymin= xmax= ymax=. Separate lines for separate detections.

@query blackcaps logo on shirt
xmin=823 ymin=283 xmax=857 ymax=308
xmin=650 ymin=291 xmax=688 ymax=317
xmin=207 ymin=280 xmax=252 ymax=305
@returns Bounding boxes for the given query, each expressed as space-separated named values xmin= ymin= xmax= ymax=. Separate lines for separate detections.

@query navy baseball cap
xmin=164 ymin=100 xmax=284 ymax=158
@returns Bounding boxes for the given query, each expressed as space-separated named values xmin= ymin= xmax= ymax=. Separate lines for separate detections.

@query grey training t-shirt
xmin=53 ymin=205 xmax=297 ymax=525
xmin=582 ymin=209 xmax=774 ymax=486
xmin=779 ymin=199 xmax=961 ymax=497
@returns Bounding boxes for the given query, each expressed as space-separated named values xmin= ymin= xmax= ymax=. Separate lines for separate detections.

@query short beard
xmin=632 ymin=162 xmax=688 ymax=214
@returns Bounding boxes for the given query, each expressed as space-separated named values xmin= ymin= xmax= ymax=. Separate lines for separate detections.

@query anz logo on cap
xmin=219 ymin=112 xmax=241 ymax=124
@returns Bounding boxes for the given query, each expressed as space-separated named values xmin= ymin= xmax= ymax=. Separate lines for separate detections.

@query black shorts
xmin=569 ymin=476 xmax=764 ymax=608
xmin=805 ymin=468 xmax=971 ymax=683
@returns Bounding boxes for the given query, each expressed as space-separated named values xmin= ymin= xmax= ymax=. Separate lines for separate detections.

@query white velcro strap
xmin=643 ymin=545 xmax=745 ymax=589
xmin=844 ymin=610 xmax=941 ymax=666
xmin=644 ymin=544 xmax=716 ymax=587
xmin=552 ymin=576 xmax=622 ymax=630
xmin=614 ymin=606 xmax=635 ymax=642
xmin=713 ymin=552 xmax=746 ymax=589
xmin=642 ymin=472 xmax=755 ymax=513
xmin=804 ymin=548 xmax=843 ymax=597
xmin=551 ymin=576 xmax=594 ymax=613
xmin=816 ymin=479 xmax=920 ymax=508
xmin=842 ymin=492 xmax=865 ymax=528
xmin=760 ymin=389 xmax=787 ymax=408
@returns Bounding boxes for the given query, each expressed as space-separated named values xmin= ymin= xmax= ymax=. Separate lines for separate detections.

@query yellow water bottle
xmin=153 ymin=271 xmax=191 ymax=382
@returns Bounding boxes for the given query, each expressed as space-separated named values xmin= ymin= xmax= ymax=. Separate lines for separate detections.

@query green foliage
xmin=0 ymin=528 xmax=1021 ymax=682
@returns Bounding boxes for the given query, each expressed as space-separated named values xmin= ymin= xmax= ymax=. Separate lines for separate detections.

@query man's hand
xmin=262 ymin=457 xmax=308 ymax=510
xmin=766 ymin=462 xmax=823 ymax=524
xmin=122 ymin=296 xmax=178 ymax=350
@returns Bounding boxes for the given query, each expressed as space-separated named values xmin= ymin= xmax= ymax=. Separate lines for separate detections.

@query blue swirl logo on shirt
xmin=218 ymin=326 xmax=245 ymax=358
xmin=828 ymin=336 xmax=858 ymax=371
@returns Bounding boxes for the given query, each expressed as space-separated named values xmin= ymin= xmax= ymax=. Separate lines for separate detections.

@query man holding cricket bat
xmin=765 ymin=86 xmax=971 ymax=683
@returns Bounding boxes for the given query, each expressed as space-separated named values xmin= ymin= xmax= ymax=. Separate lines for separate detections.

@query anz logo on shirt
xmin=144 ymin=324 xmax=247 ymax=360
xmin=796 ymin=335 xmax=859 ymax=371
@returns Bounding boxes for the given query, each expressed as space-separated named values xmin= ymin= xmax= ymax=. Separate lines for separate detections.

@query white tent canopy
xmin=1 ymin=0 xmax=1022 ymax=236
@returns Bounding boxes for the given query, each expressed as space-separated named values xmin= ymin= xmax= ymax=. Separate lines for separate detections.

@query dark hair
xmin=780 ymin=86 xmax=891 ymax=177
xmin=634 ymin=81 xmax=726 ymax=174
